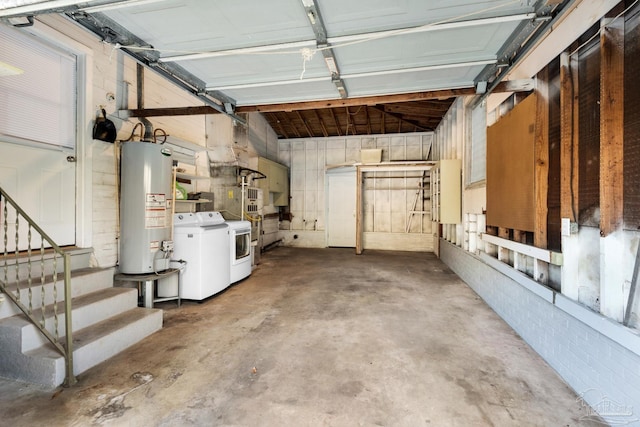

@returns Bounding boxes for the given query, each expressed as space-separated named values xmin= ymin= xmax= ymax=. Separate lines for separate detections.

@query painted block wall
xmin=441 ymin=240 xmax=640 ymax=426
xmin=40 ymin=15 xmax=207 ymax=268
xmin=277 ymin=133 xmax=434 ymax=250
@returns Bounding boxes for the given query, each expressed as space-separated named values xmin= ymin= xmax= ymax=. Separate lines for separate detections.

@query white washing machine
xmin=227 ymin=220 xmax=252 ymax=284
xmin=173 ymin=211 xmax=230 ymax=300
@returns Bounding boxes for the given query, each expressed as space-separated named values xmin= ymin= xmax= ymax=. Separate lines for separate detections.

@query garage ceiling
xmin=0 ymin=0 xmax=566 ymax=138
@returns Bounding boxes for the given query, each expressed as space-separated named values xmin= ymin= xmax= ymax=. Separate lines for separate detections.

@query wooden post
xmin=560 ymin=52 xmax=580 ymax=222
xmin=559 ymin=49 xmax=581 ymax=298
xmin=534 ymin=70 xmax=550 ymax=284
xmin=600 ymin=13 xmax=625 ymax=321
xmin=599 ymin=17 xmax=624 ymax=237
xmin=356 ymin=165 xmax=363 ymax=254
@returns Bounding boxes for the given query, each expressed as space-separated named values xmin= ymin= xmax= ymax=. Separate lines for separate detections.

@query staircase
xmin=0 ymin=248 xmax=163 ymax=388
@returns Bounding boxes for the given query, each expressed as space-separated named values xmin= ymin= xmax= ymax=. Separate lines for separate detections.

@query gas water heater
xmin=119 ymin=141 xmax=173 ymax=274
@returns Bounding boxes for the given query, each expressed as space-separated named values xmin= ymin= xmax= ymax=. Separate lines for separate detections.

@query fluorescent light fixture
xmin=0 ymin=61 xmax=23 ymax=77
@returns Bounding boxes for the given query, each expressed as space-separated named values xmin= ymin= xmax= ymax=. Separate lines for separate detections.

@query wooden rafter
xmin=296 ymin=111 xmax=314 ymax=138
xmin=329 ymin=108 xmax=342 ymax=136
xmin=365 ymin=106 xmax=372 ymax=134
xmin=313 ymin=109 xmax=329 ymax=137
xmin=283 ymin=111 xmax=301 ymax=138
xmin=269 ymin=112 xmax=289 ymax=139
xmin=370 ymin=106 xmax=430 ymax=131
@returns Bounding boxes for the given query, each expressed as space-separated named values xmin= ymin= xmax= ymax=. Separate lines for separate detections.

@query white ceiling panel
xmin=342 ymin=65 xmax=484 ymax=97
xmin=226 ymin=79 xmax=340 ymax=106
xmin=102 ymin=0 xmax=314 ymax=53
xmin=317 ymin=0 xmax=535 ymax=36
xmin=179 ymin=50 xmax=328 ymax=88
xmin=5 ymin=0 xmax=561 ymax=113
xmin=332 ymin=22 xmax=520 ymax=74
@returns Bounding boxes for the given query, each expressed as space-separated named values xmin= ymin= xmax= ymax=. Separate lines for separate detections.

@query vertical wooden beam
xmin=600 ymin=12 xmax=625 ymax=321
xmin=560 ymin=52 xmax=579 ymax=222
xmin=534 ymin=69 xmax=550 ymax=284
xmin=356 ymin=165 xmax=364 ymax=254
xmin=599 ymin=17 xmax=624 ymax=236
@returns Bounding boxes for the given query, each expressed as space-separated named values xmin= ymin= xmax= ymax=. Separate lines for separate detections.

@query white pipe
xmin=241 ymin=175 xmax=246 ymax=221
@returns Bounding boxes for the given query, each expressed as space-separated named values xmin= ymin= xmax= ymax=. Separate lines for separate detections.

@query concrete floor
xmin=0 ymin=247 xmax=601 ymax=426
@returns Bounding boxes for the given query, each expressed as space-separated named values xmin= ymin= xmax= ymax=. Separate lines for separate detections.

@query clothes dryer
xmin=227 ymin=220 xmax=252 ymax=284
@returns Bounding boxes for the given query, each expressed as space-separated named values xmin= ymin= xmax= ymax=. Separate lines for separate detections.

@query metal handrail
xmin=0 ymin=186 xmax=76 ymax=387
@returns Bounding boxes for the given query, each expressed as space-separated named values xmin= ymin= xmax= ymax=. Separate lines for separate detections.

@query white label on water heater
xmin=145 ymin=193 xmax=167 ymax=228
xmin=150 ymin=240 xmax=159 ymax=251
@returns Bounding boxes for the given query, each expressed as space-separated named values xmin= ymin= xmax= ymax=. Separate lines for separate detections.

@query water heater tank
xmin=119 ymin=141 xmax=173 ymax=274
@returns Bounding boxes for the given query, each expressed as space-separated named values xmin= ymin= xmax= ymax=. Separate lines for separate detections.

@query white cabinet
xmin=431 ymin=159 xmax=461 ymax=224
xmin=257 ymin=157 xmax=289 ymax=207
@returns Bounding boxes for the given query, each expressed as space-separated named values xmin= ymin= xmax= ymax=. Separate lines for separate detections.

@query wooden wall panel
xmin=486 ymin=93 xmax=537 ymax=232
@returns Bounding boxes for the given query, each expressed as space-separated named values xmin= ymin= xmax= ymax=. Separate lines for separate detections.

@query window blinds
xmin=0 ymin=25 xmax=76 ymax=149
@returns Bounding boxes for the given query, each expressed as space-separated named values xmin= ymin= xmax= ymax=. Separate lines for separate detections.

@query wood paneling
xmin=486 ymin=93 xmax=537 ymax=232
xmin=624 ymin=4 xmax=640 ymax=229
xmin=599 ymin=16 xmax=625 ymax=236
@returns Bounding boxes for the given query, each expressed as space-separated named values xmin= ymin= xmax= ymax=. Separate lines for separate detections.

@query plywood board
xmin=486 ymin=93 xmax=537 ymax=231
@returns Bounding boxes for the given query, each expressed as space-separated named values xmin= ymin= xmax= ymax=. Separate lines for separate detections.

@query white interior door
xmin=0 ymin=144 xmax=76 ymax=250
xmin=326 ymin=167 xmax=356 ymax=247
xmin=0 ymin=25 xmax=77 ymax=251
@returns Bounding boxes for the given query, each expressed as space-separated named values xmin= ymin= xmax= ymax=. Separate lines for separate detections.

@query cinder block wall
xmin=440 ymin=240 xmax=640 ymax=425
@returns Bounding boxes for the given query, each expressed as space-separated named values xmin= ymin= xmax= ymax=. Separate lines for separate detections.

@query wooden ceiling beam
xmin=296 ymin=111 xmax=314 ymax=138
xmin=371 ymin=106 xmax=430 ymax=132
xmin=268 ymin=112 xmax=289 ymax=139
xmin=238 ymin=89 xmax=472 ymax=113
xmin=313 ymin=110 xmax=329 ymax=138
xmin=281 ymin=111 xmax=301 ymax=138
xmin=329 ymin=108 xmax=342 ymax=136
xmin=119 ymin=81 xmax=531 ymax=118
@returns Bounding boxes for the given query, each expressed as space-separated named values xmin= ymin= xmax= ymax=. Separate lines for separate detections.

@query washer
xmin=227 ymin=220 xmax=252 ymax=284
xmin=173 ymin=211 xmax=230 ymax=300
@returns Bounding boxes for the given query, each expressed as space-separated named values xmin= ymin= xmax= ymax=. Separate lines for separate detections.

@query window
xmin=0 ymin=25 xmax=76 ymax=149
xmin=467 ymin=102 xmax=487 ymax=185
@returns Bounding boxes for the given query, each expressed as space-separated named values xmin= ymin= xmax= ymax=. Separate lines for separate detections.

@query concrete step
xmin=8 ymin=307 xmax=162 ymax=387
xmin=7 ymin=287 xmax=139 ymax=353
xmin=0 ymin=263 xmax=163 ymax=388
xmin=0 ymin=267 xmax=114 ymax=321
xmin=0 ymin=247 xmax=92 ymax=279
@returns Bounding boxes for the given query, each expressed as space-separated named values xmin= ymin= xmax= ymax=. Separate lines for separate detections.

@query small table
xmin=114 ymin=268 xmax=181 ymax=308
